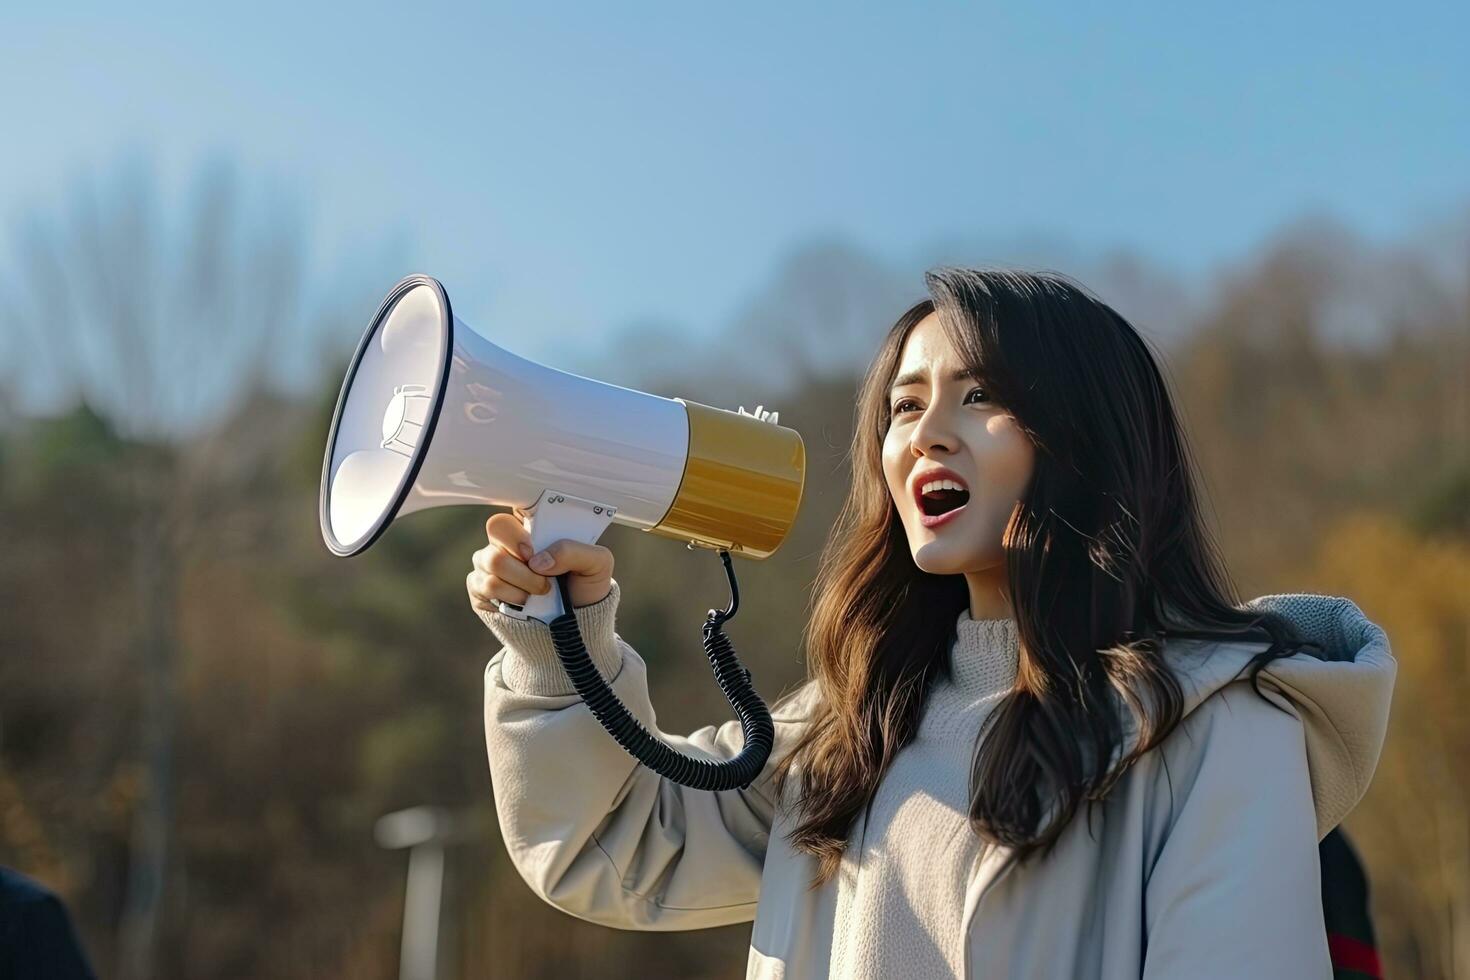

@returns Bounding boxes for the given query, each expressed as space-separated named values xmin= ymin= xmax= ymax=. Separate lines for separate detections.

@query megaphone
xmin=319 ymin=274 xmax=806 ymax=790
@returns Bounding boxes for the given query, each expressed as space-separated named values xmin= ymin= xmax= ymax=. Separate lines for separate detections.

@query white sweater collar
xmin=949 ymin=608 xmax=1020 ymax=700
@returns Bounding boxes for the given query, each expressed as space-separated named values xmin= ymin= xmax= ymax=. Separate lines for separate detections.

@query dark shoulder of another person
xmin=0 ymin=866 xmax=98 ymax=980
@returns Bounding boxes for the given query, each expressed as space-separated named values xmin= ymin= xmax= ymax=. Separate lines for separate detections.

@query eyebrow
xmin=888 ymin=367 xmax=978 ymax=395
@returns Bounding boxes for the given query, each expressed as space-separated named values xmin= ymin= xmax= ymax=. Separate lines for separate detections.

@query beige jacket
xmin=481 ymin=584 xmax=1395 ymax=979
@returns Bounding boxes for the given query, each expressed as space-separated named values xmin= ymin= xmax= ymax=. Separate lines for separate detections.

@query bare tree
xmin=0 ymin=155 xmax=311 ymax=980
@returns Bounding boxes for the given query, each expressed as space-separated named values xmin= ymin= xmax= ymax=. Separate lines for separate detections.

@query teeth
xmin=920 ymin=478 xmax=967 ymax=495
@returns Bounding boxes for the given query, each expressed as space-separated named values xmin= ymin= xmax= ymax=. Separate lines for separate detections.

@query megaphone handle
xmin=499 ymin=490 xmax=617 ymax=624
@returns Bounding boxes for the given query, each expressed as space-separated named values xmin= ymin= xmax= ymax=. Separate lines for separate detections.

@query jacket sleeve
xmin=479 ymin=577 xmax=817 ymax=931
xmin=1141 ymin=683 xmax=1332 ymax=980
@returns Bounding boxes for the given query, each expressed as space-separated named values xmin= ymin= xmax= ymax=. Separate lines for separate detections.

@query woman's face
xmin=881 ymin=312 xmax=1035 ymax=578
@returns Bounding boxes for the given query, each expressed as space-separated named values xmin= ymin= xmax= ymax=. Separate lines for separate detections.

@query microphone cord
xmin=546 ymin=549 xmax=775 ymax=791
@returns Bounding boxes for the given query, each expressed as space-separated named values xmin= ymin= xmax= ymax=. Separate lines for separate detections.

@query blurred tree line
xmin=0 ymin=162 xmax=1465 ymax=979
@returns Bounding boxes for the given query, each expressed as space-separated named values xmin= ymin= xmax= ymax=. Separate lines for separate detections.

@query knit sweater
xmin=831 ymin=611 xmax=1018 ymax=977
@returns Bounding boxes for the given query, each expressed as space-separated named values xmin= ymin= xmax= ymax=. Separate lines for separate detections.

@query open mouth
xmin=919 ymin=487 xmax=971 ymax=518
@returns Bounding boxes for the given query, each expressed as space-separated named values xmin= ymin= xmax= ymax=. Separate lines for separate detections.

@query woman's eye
xmin=891 ymin=388 xmax=989 ymax=415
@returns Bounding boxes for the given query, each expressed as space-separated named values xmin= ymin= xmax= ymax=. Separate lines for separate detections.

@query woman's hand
xmin=467 ymin=507 xmax=615 ymax=614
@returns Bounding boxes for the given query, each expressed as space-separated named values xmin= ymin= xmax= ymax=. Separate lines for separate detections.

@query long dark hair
xmin=771 ymin=267 xmax=1311 ymax=888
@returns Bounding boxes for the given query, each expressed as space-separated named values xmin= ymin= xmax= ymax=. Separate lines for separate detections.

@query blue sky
xmin=2 ymin=1 xmax=1466 ymax=393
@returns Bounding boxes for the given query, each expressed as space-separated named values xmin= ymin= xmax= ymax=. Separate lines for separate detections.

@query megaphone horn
xmin=319 ymin=274 xmax=806 ymax=791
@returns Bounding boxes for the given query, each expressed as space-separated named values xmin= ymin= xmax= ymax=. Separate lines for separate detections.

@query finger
xmin=471 ymin=544 xmax=499 ymax=577
xmin=488 ymin=544 xmax=552 ymax=597
xmin=472 ymin=541 xmax=528 ymax=577
xmin=527 ymin=539 xmax=613 ymax=579
xmin=467 ymin=568 xmax=531 ymax=608
xmin=486 ymin=511 xmax=535 ymax=561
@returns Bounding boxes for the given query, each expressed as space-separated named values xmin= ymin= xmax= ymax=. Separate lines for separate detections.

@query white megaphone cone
xmin=320 ymin=275 xmax=805 ymax=626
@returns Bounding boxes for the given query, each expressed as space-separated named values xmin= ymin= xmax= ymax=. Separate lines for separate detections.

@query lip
xmin=919 ymin=502 xmax=968 ymax=529
xmin=911 ymin=464 xmax=970 ymax=529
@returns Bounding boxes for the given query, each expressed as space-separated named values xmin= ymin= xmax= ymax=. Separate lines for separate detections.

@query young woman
xmin=468 ymin=267 xmax=1396 ymax=979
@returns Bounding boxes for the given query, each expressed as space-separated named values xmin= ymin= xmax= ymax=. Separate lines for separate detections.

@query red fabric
xmin=1327 ymin=932 xmax=1382 ymax=978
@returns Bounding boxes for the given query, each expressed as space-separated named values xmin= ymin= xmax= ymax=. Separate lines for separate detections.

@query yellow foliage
xmin=1305 ymin=512 xmax=1469 ymax=979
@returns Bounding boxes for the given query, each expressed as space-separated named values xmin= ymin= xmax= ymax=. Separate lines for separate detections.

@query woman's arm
xmin=1141 ymin=683 xmax=1331 ymax=979
xmin=481 ymin=578 xmax=814 ymax=931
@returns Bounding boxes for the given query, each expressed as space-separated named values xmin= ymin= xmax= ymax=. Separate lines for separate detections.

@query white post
xmin=377 ymin=806 xmax=462 ymax=980
xmin=400 ymin=840 xmax=445 ymax=980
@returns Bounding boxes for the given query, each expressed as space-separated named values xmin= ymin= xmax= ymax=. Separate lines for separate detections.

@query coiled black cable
xmin=546 ymin=549 xmax=775 ymax=791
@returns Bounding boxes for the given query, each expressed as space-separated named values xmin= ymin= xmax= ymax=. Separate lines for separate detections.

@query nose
xmin=909 ymin=401 xmax=958 ymax=458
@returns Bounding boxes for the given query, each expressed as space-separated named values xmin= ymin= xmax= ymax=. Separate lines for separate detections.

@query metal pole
xmin=377 ymin=806 xmax=465 ymax=980
xmin=400 ymin=841 xmax=445 ymax=980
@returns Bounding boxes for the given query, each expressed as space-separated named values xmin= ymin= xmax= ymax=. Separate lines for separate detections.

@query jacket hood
xmin=1163 ymin=592 xmax=1398 ymax=837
